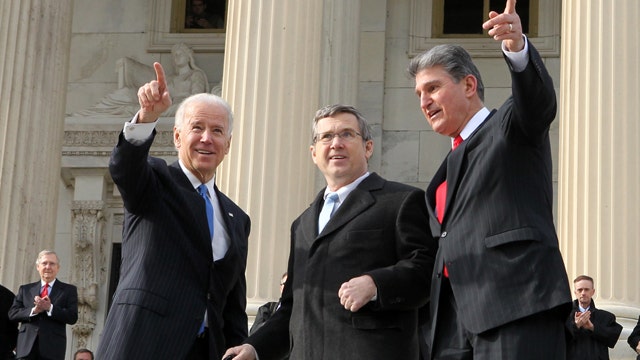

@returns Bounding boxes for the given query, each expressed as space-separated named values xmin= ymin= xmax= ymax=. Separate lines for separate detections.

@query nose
xmin=420 ymin=92 xmax=432 ymax=111
xmin=200 ymin=129 xmax=214 ymax=143
xmin=329 ymin=134 xmax=345 ymax=148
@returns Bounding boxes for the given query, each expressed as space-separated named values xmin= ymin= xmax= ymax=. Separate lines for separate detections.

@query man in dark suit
xmin=96 ymin=62 xmax=250 ymax=360
xmin=407 ymin=0 xmax=571 ymax=358
xmin=8 ymin=250 xmax=78 ymax=360
xmin=628 ymin=315 xmax=640 ymax=359
xmin=565 ymin=275 xmax=622 ymax=360
xmin=249 ymin=272 xmax=287 ymax=336
xmin=1 ymin=284 xmax=18 ymax=359
xmin=223 ymin=104 xmax=436 ymax=360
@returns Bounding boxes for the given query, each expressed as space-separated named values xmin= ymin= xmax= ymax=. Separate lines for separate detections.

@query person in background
xmin=1 ymin=284 xmax=18 ymax=360
xmin=407 ymin=0 xmax=571 ymax=358
xmin=8 ymin=250 xmax=78 ymax=360
xmin=72 ymin=349 xmax=93 ymax=360
xmin=565 ymin=275 xmax=622 ymax=360
xmin=249 ymin=272 xmax=287 ymax=335
xmin=628 ymin=315 xmax=640 ymax=360
xmin=223 ymin=104 xmax=436 ymax=360
xmin=185 ymin=0 xmax=224 ymax=29
xmin=96 ymin=62 xmax=250 ymax=360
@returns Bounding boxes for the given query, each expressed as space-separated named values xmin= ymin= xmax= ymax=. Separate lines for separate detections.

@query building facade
xmin=0 ymin=0 xmax=638 ymax=358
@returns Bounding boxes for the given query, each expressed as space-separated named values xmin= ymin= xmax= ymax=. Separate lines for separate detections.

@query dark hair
xmin=311 ymin=104 xmax=373 ymax=145
xmin=573 ymin=275 xmax=594 ymax=286
xmin=407 ymin=44 xmax=485 ymax=102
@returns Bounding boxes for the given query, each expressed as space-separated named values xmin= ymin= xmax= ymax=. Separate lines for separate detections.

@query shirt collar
xmin=179 ymin=159 xmax=216 ymax=193
xmin=458 ymin=107 xmax=490 ymax=142
xmin=324 ymin=172 xmax=370 ymax=203
xmin=41 ymin=279 xmax=56 ymax=287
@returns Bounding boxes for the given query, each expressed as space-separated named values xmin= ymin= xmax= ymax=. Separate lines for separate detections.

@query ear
xmin=364 ymin=139 xmax=374 ymax=160
xmin=224 ymin=135 xmax=232 ymax=154
xmin=310 ymin=144 xmax=318 ymax=165
xmin=173 ymin=127 xmax=181 ymax=148
xmin=464 ymin=75 xmax=478 ymax=98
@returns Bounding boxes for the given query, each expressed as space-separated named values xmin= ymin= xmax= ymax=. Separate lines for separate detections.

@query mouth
xmin=196 ymin=149 xmax=213 ymax=155
xmin=329 ymin=155 xmax=346 ymax=160
xmin=427 ymin=109 xmax=441 ymax=121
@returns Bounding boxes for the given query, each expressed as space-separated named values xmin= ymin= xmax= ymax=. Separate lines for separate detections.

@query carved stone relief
xmin=70 ymin=200 xmax=105 ymax=349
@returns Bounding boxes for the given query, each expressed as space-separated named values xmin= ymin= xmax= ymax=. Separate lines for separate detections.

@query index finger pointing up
xmin=504 ymin=0 xmax=516 ymax=14
xmin=153 ymin=62 xmax=167 ymax=90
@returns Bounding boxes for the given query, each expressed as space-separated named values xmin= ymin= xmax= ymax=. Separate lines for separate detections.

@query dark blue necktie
xmin=197 ymin=184 xmax=214 ymax=239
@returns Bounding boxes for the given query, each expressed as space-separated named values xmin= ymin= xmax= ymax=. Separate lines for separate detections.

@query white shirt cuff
xmin=502 ymin=34 xmax=529 ymax=72
xmin=123 ymin=111 xmax=158 ymax=145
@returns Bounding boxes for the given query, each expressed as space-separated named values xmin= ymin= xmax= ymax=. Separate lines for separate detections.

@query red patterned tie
xmin=436 ymin=135 xmax=462 ymax=277
xmin=40 ymin=283 xmax=49 ymax=297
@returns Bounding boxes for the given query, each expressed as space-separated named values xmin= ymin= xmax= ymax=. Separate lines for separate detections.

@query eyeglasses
xmin=314 ymin=129 xmax=362 ymax=144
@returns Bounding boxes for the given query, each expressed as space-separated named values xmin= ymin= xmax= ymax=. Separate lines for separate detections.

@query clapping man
xmin=8 ymin=250 xmax=78 ymax=360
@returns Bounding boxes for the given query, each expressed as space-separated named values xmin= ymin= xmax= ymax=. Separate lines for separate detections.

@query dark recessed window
xmin=434 ymin=0 xmax=536 ymax=38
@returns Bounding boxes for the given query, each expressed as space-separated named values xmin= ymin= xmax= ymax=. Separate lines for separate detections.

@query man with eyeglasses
xmin=224 ymin=104 xmax=436 ymax=360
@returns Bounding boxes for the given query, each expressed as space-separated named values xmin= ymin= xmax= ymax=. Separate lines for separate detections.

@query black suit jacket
xmin=0 ymin=284 xmax=18 ymax=359
xmin=426 ymin=42 xmax=572 ymax=336
xmin=248 ymin=173 xmax=436 ymax=359
xmin=8 ymin=280 xmax=78 ymax=360
xmin=627 ymin=316 xmax=640 ymax=359
xmin=97 ymin=131 xmax=250 ymax=360
xmin=565 ymin=300 xmax=622 ymax=360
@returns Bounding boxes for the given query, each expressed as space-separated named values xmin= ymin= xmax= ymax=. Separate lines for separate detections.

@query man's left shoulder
xmin=363 ymin=173 xmax=422 ymax=193
xmin=54 ymin=280 xmax=78 ymax=291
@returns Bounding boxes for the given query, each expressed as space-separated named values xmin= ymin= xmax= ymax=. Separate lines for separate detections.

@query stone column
xmin=219 ymin=0 xmax=361 ymax=313
xmin=0 ymin=0 xmax=73 ymax=289
xmin=558 ymin=1 xmax=640 ymax=357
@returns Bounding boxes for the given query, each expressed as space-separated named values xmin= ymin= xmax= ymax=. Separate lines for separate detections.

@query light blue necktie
xmin=318 ymin=192 xmax=339 ymax=233
xmin=196 ymin=184 xmax=213 ymax=335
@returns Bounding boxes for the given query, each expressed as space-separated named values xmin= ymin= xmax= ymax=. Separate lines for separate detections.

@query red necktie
xmin=436 ymin=135 xmax=462 ymax=277
xmin=40 ymin=283 xmax=49 ymax=297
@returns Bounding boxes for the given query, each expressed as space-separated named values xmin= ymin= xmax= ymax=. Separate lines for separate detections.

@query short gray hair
xmin=174 ymin=93 xmax=234 ymax=135
xmin=311 ymin=104 xmax=373 ymax=145
xmin=36 ymin=250 xmax=59 ymax=265
xmin=407 ymin=44 xmax=485 ymax=102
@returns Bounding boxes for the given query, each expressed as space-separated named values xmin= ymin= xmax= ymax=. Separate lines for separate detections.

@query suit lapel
xmin=315 ymin=173 xmax=383 ymax=238
xmin=169 ymin=161 xmax=214 ymax=257
xmin=441 ymin=110 xmax=497 ymax=223
xmin=30 ymin=282 xmax=41 ymax=300
xmin=48 ymin=281 xmax=62 ymax=303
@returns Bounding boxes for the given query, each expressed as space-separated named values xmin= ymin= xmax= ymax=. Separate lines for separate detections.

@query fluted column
xmin=0 ymin=0 xmax=73 ymax=289
xmin=559 ymin=1 xmax=640 ymax=357
xmin=220 ymin=0 xmax=354 ymax=313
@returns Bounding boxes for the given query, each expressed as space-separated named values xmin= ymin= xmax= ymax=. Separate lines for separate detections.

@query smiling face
xmin=310 ymin=112 xmax=373 ymax=191
xmin=37 ymin=253 xmax=60 ymax=283
xmin=414 ymin=65 xmax=480 ymax=138
xmin=174 ymin=100 xmax=231 ymax=183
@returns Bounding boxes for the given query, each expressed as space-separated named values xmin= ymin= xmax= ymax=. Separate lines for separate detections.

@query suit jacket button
xmin=441 ymin=231 xmax=447 ymax=238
